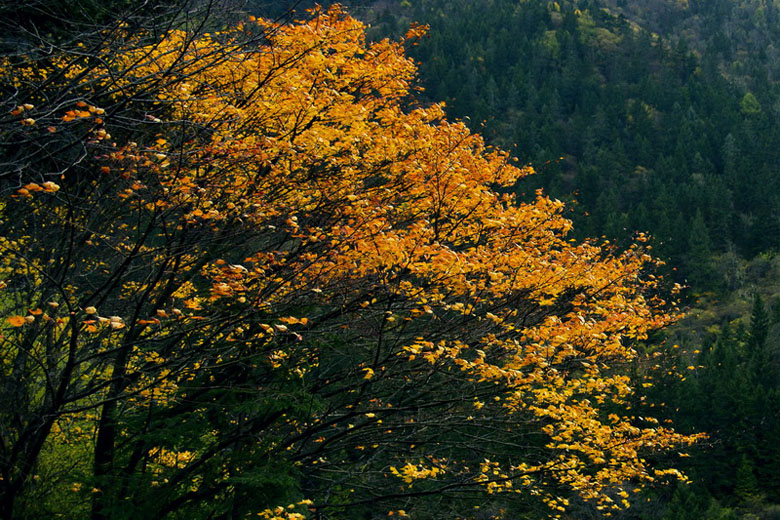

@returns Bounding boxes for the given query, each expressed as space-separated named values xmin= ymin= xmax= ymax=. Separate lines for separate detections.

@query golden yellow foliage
xmin=0 ymin=5 xmax=701 ymax=518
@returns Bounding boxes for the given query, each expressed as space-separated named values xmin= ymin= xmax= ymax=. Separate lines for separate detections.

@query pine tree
xmin=685 ymin=209 xmax=717 ymax=290
xmin=749 ymin=293 xmax=770 ymax=350
xmin=735 ymin=456 xmax=760 ymax=500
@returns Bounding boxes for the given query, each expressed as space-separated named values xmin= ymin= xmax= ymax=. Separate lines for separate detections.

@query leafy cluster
xmin=0 ymin=4 xmax=698 ymax=519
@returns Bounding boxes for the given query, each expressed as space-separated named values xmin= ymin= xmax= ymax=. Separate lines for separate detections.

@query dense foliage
xmin=0 ymin=3 xmax=699 ymax=519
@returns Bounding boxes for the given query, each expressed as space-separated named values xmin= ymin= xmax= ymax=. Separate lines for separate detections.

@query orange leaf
xmin=6 ymin=316 xmax=26 ymax=327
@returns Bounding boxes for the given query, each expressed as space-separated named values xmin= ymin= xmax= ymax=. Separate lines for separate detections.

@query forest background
xmin=0 ymin=0 xmax=778 ymax=518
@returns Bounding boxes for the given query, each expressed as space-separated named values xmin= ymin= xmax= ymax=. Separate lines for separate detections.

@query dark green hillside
xmin=366 ymin=1 xmax=780 ymax=294
xmin=361 ymin=0 xmax=780 ymax=517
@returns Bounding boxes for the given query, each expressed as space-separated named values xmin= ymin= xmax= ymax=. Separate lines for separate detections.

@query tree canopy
xmin=0 ymin=4 xmax=699 ymax=519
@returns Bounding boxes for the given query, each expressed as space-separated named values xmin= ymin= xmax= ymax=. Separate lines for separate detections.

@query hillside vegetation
xmin=355 ymin=0 xmax=780 ymax=518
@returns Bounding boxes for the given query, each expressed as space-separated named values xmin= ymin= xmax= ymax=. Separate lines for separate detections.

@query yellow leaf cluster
xmin=0 ymin=6 xmax=702 ymax=517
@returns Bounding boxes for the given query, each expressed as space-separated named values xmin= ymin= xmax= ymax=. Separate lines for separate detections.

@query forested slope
xmin=369 ymin=1 xmax=780 ymax=279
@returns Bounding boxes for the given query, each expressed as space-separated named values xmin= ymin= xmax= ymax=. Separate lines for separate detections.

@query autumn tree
xmin=0 ymin=4 xmax=700 ymax=519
